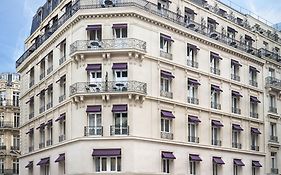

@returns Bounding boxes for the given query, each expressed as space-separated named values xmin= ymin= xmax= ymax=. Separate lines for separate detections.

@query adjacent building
xmin=16 ymin=0 xmax=281 ymax=174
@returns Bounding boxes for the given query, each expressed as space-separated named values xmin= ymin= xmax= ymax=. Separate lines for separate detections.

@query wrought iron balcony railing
xmin=160 ymin=50 xmax=172 ymax=60
xmin=46 ymin=102 xmax=53 ymax=110
xmin=251 ymin=145 xmax=259 ymax=151
xmin=232 ymin=107 xmax=241 ymax=114
xmin=187 ymin=59 xmax=198 ymax=68
xmin=188 ymin=136 xmax=199 ymax=143
xmin=160 ymin=90 xmax=173 ymax=99
xmin=231 ymin=74 xmax=240 ymax=81
xmin=39 ymin=72 xmax=45 ymax=80
xmin=84 ymin=126 xmax=103 ymax=136
xmin=110 ymin=126 xmax=129 ymax=136
xmin=250 ymin=112 xmax=259 ymax=119
xmin=46 ymin=139 xmax=53 ymax=146
xmin=59 ymin=95 xmax=66 ymax=102
xmin=232 ymin=142 xmax=242 ymax=149
xmin=39 ymin=106 xmax=45 ymax=113
xmin=269 ymin=136 xmax=279 ymax=143
xmin=70 ymin=81 xmax=147 ymax=96
xmin=249 ymin=80 xmax=258 ymax=87
xmin=70 ymin=38 xmax=146 ymax=54
xmin=212 ymin=139 xmax=221 ymax=146
xmin=10 ymin=146 xmax=20 ymax=150
xmin=39 ymin=142 xmax=45 ymax=149
xmin=210 ymin=67 xmax=220 ymax=75
xmin=160 ymin=131 xmax=173 ymax=140
xmin=28 ymin=146 xmax=34 ymax=152
xmin=269 ymin=106 xmax=278 ymax=114
xmin=47 ymin=66 xmax=53 ymax=75
xmin=266 ymin=77 xmax=281 ymax=90
xmin=187 ymin=97 xmax=199 ymax=105
xmin=211 ymin=102 xmax=221 ymax=110
xmin=1 ymin=169 xmax=19 ymax=175
xmin=271 ymin=168 xmax=279 ymax=174
xmin=259 ymin=48 xmax=281 ymax=62
xmin=29 ymin=112 xmax=34 ymax=119
xmin=0 ymin=145 xmax=6 ymax=150
xmin=59 ymin=134 xmax=65 ymax=142
xmin=0 ymin=100 xmax=20 ymax=108
xmin=59 ymin=56 xmax=66 ymax=65
xmin=29 ymin=80 xmax=35 ymax=88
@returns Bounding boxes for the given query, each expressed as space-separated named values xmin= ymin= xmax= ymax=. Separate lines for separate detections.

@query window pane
xmin=95 ymin=158 xmax=100 ymax=172
xmin=110 ymin=157 xmax=116 ymax=171
xmin=117 ymin=157 xmax=121 ymax=171
xmin=101 ymin=158 xmax=107 ymax=171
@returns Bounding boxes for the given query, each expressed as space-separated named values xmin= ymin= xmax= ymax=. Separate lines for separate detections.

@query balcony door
xmin=88 ymin=113 xmax=102 ymax=135
xmin=114 ymin=113 xmax=127 ymax=135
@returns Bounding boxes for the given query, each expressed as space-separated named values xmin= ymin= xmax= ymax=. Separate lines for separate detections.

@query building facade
xmin=0 ymin=73 xmax=20 ymax=174
xmin=16 ymin=0 xmax=280 ymax=175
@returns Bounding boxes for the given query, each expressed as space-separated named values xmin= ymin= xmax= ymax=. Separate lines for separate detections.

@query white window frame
xmin=160 ymin=36 xmax=171 ymax=53
xmin=89 ymin=71 xmax=102 ymax=83
xmin=88 ymin=113 xmax=102 ymax=135
xmin=211 ymin=90 xmax=220 ymax=105
xmin=232 ymin=130 xmax=240 ymax=144
xmin=161 ymin=77 xmax=171 ymax=92
xmin=271 ymin=152 xmax=277 ymax=169
xmin=188 ymin=123 xmax=197 ymax=138
xmin=95 ymin=157 xmax=121 ymax=172
xmin=114 ymin=112 xmax=128 ymax=135
xmin=114 ymin=28 xmax=127 ymax=38
xmin=249 ymin=70 xmax=257 ymax=82
xmin=162 ymin=158 xmax=170 ymax=173
xmin=89 ymin=29 xmax=102 ymax=41
xmin=189 ymin=161 xmax=196 ymax=175
xmin=212 ymin=127 xmax=220 ymax=143
xmin=188 ymin=84 xmax=197 ymax=99
xmin=114 ymin=70 xmax=128 ymax=82
xmin=161 ymin=118 xmax=171 ymax=133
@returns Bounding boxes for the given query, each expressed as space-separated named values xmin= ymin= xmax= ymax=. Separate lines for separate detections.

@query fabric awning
xmin=213 ymin=157 xmax=225 ymax=164
xmin=37 ymin=157 xmax=50 ymax=166
xmin=55 ymin=113 xmax=66 ymax=122
xmin=36 ymin=123 xmax=45 ymax=130
xmin=252 ymin=161 xmax=262 ymax=168
xmin=55 ymin=153 xmax=65 ymax=163
xmin=86 ymin=25 xmax=102 ymax=30
xmin=232 ymin=124 xmax=243 ymax=131
xmin=212 ymin=120 xmax=223 ymax=127
xmin=250 ymin=96 xmax=261 ymax=103
xmin=188 ymin=78 xmax=200 ymax=85
xmin=86 ymin=105 xmax=101 ymax=113
xmin=232 ymin=90 xmax=243 ymax=97
xmin=112 ymin=104 xmax=127 ymax=112
xmin=211 ymin=85 xmax=223 ymax=92
xmin=188 ymin=115 xmax=201 ymax=123
xmin=251 ymin=128 xmax=261 ymax=134
xmin=162 ymin=152 xmax=176 ymax=159
xmin=26 ymin=128 xmax=34 ymax=135
xmin=185 ymin=7 xmax=197 ymax=15
xmin=36 ymin=89 xmax=46 ymax=96
xmin=187 ymin=43 xmax=200 ymax=51
xmin=112 ymin=63 xmax=127 ymax=70
xmin=210 ymin=52 xmax=222 ymax=60
xmin=92 ymin=148 xmax=121 ymax=157
xmin=46 ymin=119 xmax=52 ymax=127
xmin=231 ymin=59 xmax=242 ymax=67
xmin=207 ymin=17 xmax=219 ymax=25
xmin=25 ymin=97 xmax=34 ymax=104
xmin=189 ymin=154 xmax=202 ymax=161
xmin=55 ymin=75 xmax=66 ymax=83
xmin=161 ymin=70 xmax=175 ymax=79
xmin=160 ymin=33 xmax=174 ymax=42
xmin=245 ymin=35 xmax=255 ymax=42
xmin=161 ymin=110 xmax=175 ymax=119
xmin=25 ymin=161 xmax=33 ymax=169
xmin=227 ymin=26 xmax=238 ymax=33
xmin=86 ymin=64 xmax=101 ymax=71
xmin=249 ymin=66 xmax=260 ymax=73
xmin=112 ymin=24 xmax=127 ymax=29
xmin=234 ymin=159 xmax=245 ymax=166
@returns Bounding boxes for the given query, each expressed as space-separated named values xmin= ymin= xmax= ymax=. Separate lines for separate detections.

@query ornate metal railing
xmin=161 ymin=132 xmax=173 ymax=140
xmin=59 ymin=134 xmax=65 ymax=142
xmin=232 ymin=142 xmax=242 ymax=149
xmin=269 ymin=106 xmax=278 ymax=114
xmin=249 ymin=80 xmax=258 ymax=87
xmin=187 ymin=97 xmax=199 ymax=105
xmin=187 ymin=59 xmax=198 ymax=68
xmin=210 ymin=67 xmax=220 ymax=75
xmin=110 ymin=126 xmax=129 ymax=135
xmin=259 ymin=48 xmax=281 ymax=62
xmin=160 ymin=50 xmax=172 ymax=60
xmin=266 ymin=77 xmax=281 ymax=90
xmin=231 ymin=74 xmax=240 ymax=81
xmin=250 ymin=112 xmax=258 ymax=119
xmin=0 ymin=99 xmax=20 ymax=108
xmin=70 ymin=38 xmax=146 ymax=54
xmin=271 ymin=168 xmax=279 ymax=174
xmin=251 ymin=145 xmax=259 ymax=151
xmin=212 ymin=139 xmax=222 ymax=146
xmin=269 ymin=136 xmax=279 ymax=143
xmin=160 ymin=90 xmax=173 ymax=99
xmin=0 ymin=121 xmax=14 ymax=128
xmin=211 ymin=102 xmax=221 ymax=110
xmin=188 ymin=136 xmax=199 ymax=143
xmin=84 ymin=126 xmax=103 ymax=136
xmin=70 ymin=81 xmax=147 ymax=96
xmin=232 ymin=107 xmax=241 ymax=114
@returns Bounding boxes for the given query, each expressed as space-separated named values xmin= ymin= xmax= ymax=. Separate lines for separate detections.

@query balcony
xmin=212 ymin=139 xmax=221 ymax=146
xmin=59 ymin=134 xmax=65 ymax=142
xmin=251 ymin=145 xmax=259 ymax=151
xmin=39 ymin=142 xmax=45 ymax=149
xmin=0 ymin=145 xmax=6 ymax=150
xmin=47 ymin=66 xmax=53 ymax=75
xmin=160 ymin=131 xmax=173 ymax=140
xmin=46 ymin=102 xmax=53 ymax=110
xmin=84 ymin=126 xmax=103 ymax=136
xmin=231 ymin=74 xmax=240 ymax=81
xmin=210 ymin=67 xmax=220 ymax=75
xmin=232 ymin=107 xmax=241 ymax=114
xmin=70 ymin=38 xmax=146 ymax=55
xmin=187 ymin=97 xmax=199 ymax=105
xmin=211 ymin=102 xmax=221 ymax=110
xmin=269 ymin=136 xmax=279 ymax=143
xmin=250 ymin=112 xmax=259 ymax=119
xmin=188 ymin=136 xmax=199 ymax=143
xmin=59 ymin=95 xmax=66 ymax=102
xmin=187 ymin=59 xmax=198 ymax=68
xmin=110 ymin=126 xmax=129 ymax=136
xmin=28 ymin=146 xmax=34 ymax=152
xmin=29 ymin=80 xmax=34 ymax=88
xmin=160 ymin=50 xmax=172 ymax=60
xmin=39 ymin=72 xmax=45 ymax=80
xmin=269 ymin=106 xmax=278 ymax=114
xmin=160 ymin=90 xmax=173 ymax=99
xmin=10 ymin=146 xmax=20 ymax=150
xmin=29 ymin=112 xmax=34 ymax=119
xmin=266 ymin=77 xmax=281 ymax=91
xmin=0 ymin=100 xmax=20 ymax=108
xmin=232 ymin=142 xmax=242 ymax=149
xmin=59 ymin=56 xmax=66 ymax=65
xmin=259 ymin=48 xmax=281 ymax=62
xmin=1 ymin=169 xmax=19 ymax=175
xmin=39 ymin=106 xmax=45 ymax=113
xmin=271 ymin=168 xmax=279 ymax=174
xmin=46 ymin=139 xmax=53 ymax=146
xmin=0 ymin=121 xmax=13 ymax=128
xmin=249 ymin=80 xmax=258 ymax=87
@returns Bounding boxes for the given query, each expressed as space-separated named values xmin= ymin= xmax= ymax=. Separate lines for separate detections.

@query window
xmin=12 ymin=159 xmax=19 ymax=174
xmin=12 ymin=135 xmax=20 ymax=150
xmin=211 ymin=120 xmax=223 ymax=146
xmin=13 ymin=113 xmax=20 ymax=128
xmin=269 ymin=95 xmax=277 ymax=113
xmin=271 ymin=152 xmax=277 ymax=170
xmin=161 ymin=118 xmax=171 ymax=132
xmin=39 ymin=90 xmax=45 ymax=113
xmin=41 ymin=164 xmax=50 ymax=175
xmin=88 ymin=25 xmax=102 ymax=41
xmin=88 ymin=113 xmax=102 ymax=135
xmin=0 ymin=159 xmax=4 ymax=174
xmin=210 ymin=52 xmax=221 ymax=75
xmin=47 ymin=85 xmax=53 ymax=109
xmin=187 ymin=44 xmax=199 ymax=68
xmin=269 ymin=68 xmax=275 ymax=78
xmin=161 ymin=77 xmax=171 ymax=92
xmin=160 ymin=34 xmax=173 ymax=53
xmin=251 ymin=128 xmax=260 ymax=151
xmin=95 ymin=157 xmax=121 ymax=172
xmin=249 ymin=66 xmax=258 ymax=87
xmin=114 ymin=70 xmax=127 ymax=82
xmin=233 ymin=164 xmax=238 ymax=175
xmin=245 ymin=35 xmax=254 ymax=49
xmin=232 ymin=91 xmax=242 ymax=114
xmin=46 ymin=122 xmax=52 ymax=146
xmin=231 ymin=60 xmax=241 ymax=81
xmin=113 ymin=112 xmax=128 ymax=135
xmin=188 ymin=116 xmax=201 ymax=143
xmin=263 ymin=41 xmax=269 ymax=50
xmin=29 ymin=67 xmax=35 ymax=87
xmin=207 ymin=18 xmax=218 ymax=33
xmin=211 ymin=85 xmax=222 ymax=110
xmin=28 ymin=129 xmax=34 ymax=152
xmin=90 ymin=71 xmax=102 ymax=83
xmin=227 ymin=27 xmax=236 ymax=40
xmin=60 ymin=40 xmax=66 ymax=59
xmin=40 ymin=59 xmax=45 ymax=80
xmin=39 ymin=128 xmax=45 ymax=148
xmin=59 ymin=76 xmax=66 ymax=102
xmin=47 ymin=51 xmax=53 ymax=74
xmin=0 ymin=113 xmax=3 ymax=127
xmin=250 ymin=96 xmax=260 ymax=118
xmin=270 ymin=123 xmax=278 ymax=142
xmin=162 ymin=159 xmax=170 ymax=173
xmin=12 ymin=91 xmax=20 ymax=107
xmin=113 ymin=24 xmax=127 ymax=38
xmin=158 ymin=0 xmax=169 ymax=11
xmin=29 ymin=97 xmax=35 ymax=119
xmin=213 ymin=163 xmax=218 ymax=175
xmin=189 ymin=154 xmax=202 ymax=175
xmin=59 ymin=117 xmax=66 ymax=142
xmin=187 ymin=78 xmax=200 ymax=104
xmin=189 ymin=161 xmax=196 ymax=175
xmin=184 ymin=7 xmax=196 ymax=23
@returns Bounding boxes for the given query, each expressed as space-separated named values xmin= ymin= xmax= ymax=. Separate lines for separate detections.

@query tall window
xmin=269 ymin=68 xmax=275 ymax=78
xmin=251 ymin=128 xmax=261 ymax=151
xmin=187 ymin=44 xmax=199 ymax=68
xmin=29 ymin=67 xmax=35 ymax=87
xmin=13 ymin=113 xmax=20 ymax=128
xmin=88 ymin=64 xmax=102 ymax=84
xmin=39 ymin=127 xmax=45 ymax=148
xmin=158 ymin=0 xmax=169 ymax=11
xmin=47 ymin=85 xmax=53 ymax=109
xmin=232 ymin=124 xmax=243 ymax=149
xmin=184 ymin=7 xmax=196 ymax=23
xmin=12 ymin=135 xmax=20 ymax=150
xmin=113 ymin=24 xmax=127 ymax=38
xmin=39 ymin=90 xmax=45 ymax=113
xmin=88 ymin=112 xmax=102 ymax=136
xmin=207 ymin=17 xmax=218 ymax=33
xmin=211 ymin=85 xmax=222 ymax=110
xmin=187 ymin=78 xmax=200 ymax=104
xmin=28 ymin=129 xmax=34 ymax=152
xmin=271 ymin=152 xmax=277 ymax=171
xmin=0 ymin=159 xmax=4 ymax=174
xmin=46 ymin=121 xmax=53 ymax=146
xmin=95 ymin=157 xmax=121 ymax=172
xmin=29 ymin=97 xmax=35 ymax=119
xmin=0 ymin=91 xmax=6 ymax=106
xmin=58 ymin=114 xmax=66 ymax=142
xmin=269 ymin=95 xmax=277 ymax=113
xmin=59 ymin=76 xmax=66 ymax=102
xmin=188 ymin=116 xmax=200 ymax=143
xmin=40 ymin=59 xmax=46 ymax=80
xmin=210 ymin=52 xmax=221 ymax=75
xmin=0 ymin=113 xmax=4 ymax=127
xmin=227 ymin=26 xmax=236 ymax=40
xmin=270 ymin=123 xmax=277 ymax=142
xmin=211 ymin=120 xmax=223 ymax=146
xmin=249 ymin=66 xmax=258 ymax=87
xmin=160 ymin=34 xmax=173 ymax=54
xmin=12 ymin=159 xmax=19 ymax=174
xmin=231 ymin=60 xmax=241 ymax=81
xmin=250 ymin=96 xmax=260 ymax=118
xmin=232 ymin=91 xmax=242 ymax=114
xmin=113 ymin=112 xmax=128 ymax=135
xmin=47 ymin=51 xmax=53 ymax=74
xmin=12 ymin=91 xmax=20 ymax=107
xmin=87 ymin=25 xmax=102 ymax=41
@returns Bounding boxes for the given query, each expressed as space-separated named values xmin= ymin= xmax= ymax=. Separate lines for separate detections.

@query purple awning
xmin=188 ymin=78 xmax=200 ymax=85
xmin=25 ymin=97 xmax=34 ymax=104
xmin=232 ymin=124 xmax=243 ymax=131
xmin=112 ymin=63 xmax=127 ymax=70
xmin=187 ymin=43 xmax=200 ymax=51
xmin=250 ymin=96 xmax=261 ymax=103
xmin=211 ymin=85 xmax=223 ymax=92
xmin=161 ymin=110 xmax=175 ymax=119
xmin=26 ymin=128 xmax=34 ymax=135
xmin=160 ymin=33 xmax=174 ymax=42
xmin=162 ymin=152 xmax=176 ymax=159
xmin=25 ymin=161 xmax=33 ymax=169
xmin=86 ymin=105 xmax=101 ymax=113
xmin=112 ymin=104 xmax=127 ymax=112
xmin=249 ymin=66 xmax=260 ymax=73
xmin=189 ymin=154 xmax=202 ymax=161
xmin=37 ymin=157 xmax=50 ymax=166
xmin=46 ymin=119 xmax=52 ymax=127
xmin=86 ymin=64 xmax=101 ymax=71
xmin=213 ymin=157 xmax=225 ymax=165
xmin=185 ymin=7 xmax=197 ymax=15
xmin=92 ymin=148 xmax=121 ymax=157
xmin=232 ymin=90 xmax=243 ymax=97
xmin=234 ymin=159 xmax=245 ymax=166
xmin=212 ymin=120 xmax=223 ymax=127
xmin=208 ymin=17 xmax=219 ymax=25
xmin=188 ymin=115 xmax=201 ymax=123
xmin=55 ymin=113 xmax=66 ymax=122
xmin=231 ymin=60 xmax=242 ymax=67
xmin=112 ymin=24 xmax=127 ymax=29
xmin=36 ymin=123 xmax=45 ymax=130
xmin=252 ymin=161 xmax=262 ymax=168
xmin=210 ymin=52 xmax=222 ymax=60
xmin=161 ymin=70 xmax=175 ymax=79
xmin=227 ymin=26 xmax=238 ymax=33
xmin=86 ymin=25 xmax=102 ymax=30
xmin=251 ymin=128 xmax=261 ymax=134
xmin=245 ymin=35 xmax=255 ymax=42
xmin=55 ymin=153 xmax=65 ymax=163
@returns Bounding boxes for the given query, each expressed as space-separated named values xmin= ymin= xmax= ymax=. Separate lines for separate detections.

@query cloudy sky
xmin=0 ymin=0 xmax=280 ymax=73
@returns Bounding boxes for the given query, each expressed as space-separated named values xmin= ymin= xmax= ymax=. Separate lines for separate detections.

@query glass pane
xmin=101 ymin=158 xmax=107 ymax=171
xmin=110 ymin=157 xmax=116 ymax=171
xmin=95 ymin=158 xmax=100 ymax=172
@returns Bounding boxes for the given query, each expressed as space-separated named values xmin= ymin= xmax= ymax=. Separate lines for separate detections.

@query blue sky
xmin=0 ymin=0 xmax=280 ymax=73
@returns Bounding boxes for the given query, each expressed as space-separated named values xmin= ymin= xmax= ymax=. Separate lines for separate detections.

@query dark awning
xmin=25 ymin=161 xmax=33 ymax=169
xmin=112 ymin=24 xmax=127 ymax=29
xmin=55 ymin=75 xmax=66 ymax=83
xmin=86 ymin=25 xmax=102 ymax=30
xmin=46 ymin=119 xmax=52 ymax=127
xmin=207 ymin=17 xmax=219 ymax=25
xmin=36 ymin=123 xmax=45 ymax=130
xmin=188 ymin=78 xmax=201 ymax=85
xmin=185 ymin=7 xmax=197 ymax=15
xmin=189 ymin=154 xmax=202 ymax=161
xmin=161 ymin=70 xmax=175 ymax=79
xmin=36 ymin=89 xmax=46 ymax=96
xmin=212 ymin=120 xmax=223 ymax=127
xmin=211 ymin=85 xmax=223 ymax=92
xmin=26 ymin=128 xmax=34 ymax=135
xmin=231 ymin=59 xmax=242 ymax=67
xmin=112 ymin=104 xmax=127 ymax=112
xmin=252 ymin=161 xmax=262 ymax=168
xmin=161 ymin=110 xmax=175 ymax=119
xmin=92 ymin=148 xmax=121 ymax=157
xmin=227 ymin=26 xmax=238 ymax=33
xmin=112 ymin=63 xmax=127 ymax=70
xmin=249 ymin=66 xmax=260 ymax=73
xmin=187 ymin=43 xmax=200 ymax=51
xmin=188 ymin=115 xmax=201 ymax=123
xmin=234 ymin=159 xmax=245 ymax=166
xmin=25 ymin=97 xmax=34 ymax=104
xmin=213 ymin=157 xmax=225 ymax=165
xmin=37 ymin=157 xmax=50 ymax=166
xmin=232 ymin=124 xmax=243 ymax=131
xmin=162 ymin=152 xmax=176 ymax=159
xmin=86 ymin=105 xmax=101 ymax=113
xmin=232 ymin=90 xmax=243 ymax=97
xmin=250 ymin=96 xmax=261 ymax=103
xmin=251 ymin=128 xmax=261 ymax=134
xmin=245 ymin=35 xmax=255 ymax=42
xmin=86 ymin=64 xmax=101 ymax=71
xmin=55 ymin=153 xmax=65 ymax=163
xmin=55 ymin=113 xmax=66 ymax=122
xmin=160 ymin=33 xmax=174 ymax=42
xmin=210 ymin=52 xmax=222 ymax=60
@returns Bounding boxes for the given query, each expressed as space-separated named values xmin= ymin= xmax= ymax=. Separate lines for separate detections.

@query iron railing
xmin=39 ymin=106 xmax=45 ymax=113
xmin=232 ymin=107 xmax=241 ymax=114
xmin=160 ymin=90 xmax=173 ymax=99
xmin=59 ymin=95 xmax=66 ymax=102
xmin=250 ymin=112 xmax=258 ymax=119
xmin=266 ymin=77 xmax=281 ymax=90
xmin=249 ymin=80 xmax=258 ymax=87
xmin=269 ymin=136 xmax=279 ymax=143
xmin=231 ymin=74 xmax=240 ymax=81
xmin=29 ymin=112 xmax=34 ymax=119
xmin=0 ymin=145 xmax=6 ymax=150
xmin=188 ymin=136 xmax=199 ymax=143
xmin=0 ymin=169 xmax=19 ymax=174
xmin=210 ymin=67 xmax=220 ymax=75
xmin=160 ymin=50 xmax=172 ymax=60
xmin=10 ymin=146 xmax=20 ymax=150
xmin=70 ymin=81 xmax=147 ymax=96
xmin=211 ymin=102 xmax=221 ymax=110
xmin=160 ymin=132 xmax=173 ymax=140
xmin=59 ymin=56 xmax=66 ymax=65
xmin=271 ymin=168 xmax=279 ymax=174
xmin=0 ymin=100 xmax=20 ymax=108
xmin=232 ymin=142 xmax=242 ymax=149
xmin=39 ymin=72 xmax=45 ymax=80
xmin=251 ymin=145 xmax=259 ymax=151
xmin=187 ymin=97 xmax=199 ymax=105
xmin=259 ymin=48 xmax=281 ymax=62
xmin=70 ymin=38 xmax=146 ymax=54
xmin=84 ymin=126 xmax=103 ymax=136
xmin=46 ymin=139 xmax=53 ymax=146
xmin=47 ymin=66 xmax=53 ymax=75
xmin=29 ymin=80 xmax=35 ymax=88
xmin=39 ymin=142 xmax=45 ymax=149
xmin=212 ymin=139 xmax=221 ymax=146
xmin=59 ymin=134 xmax=65 ymax=142
xmin=28 ymin=146 xmax=34 ymax=152
xmin=110 ymin=126 xmax=129 ymax=135
xmin=187 ymin=59 xmax=198 ymax=68
xmin=46 ymin=102 xmax=53 ymax=109
xmin=0 ymin=122 xmax=14 ymax=128
xmin=269 ymin=107 xmax=278 ymax=114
